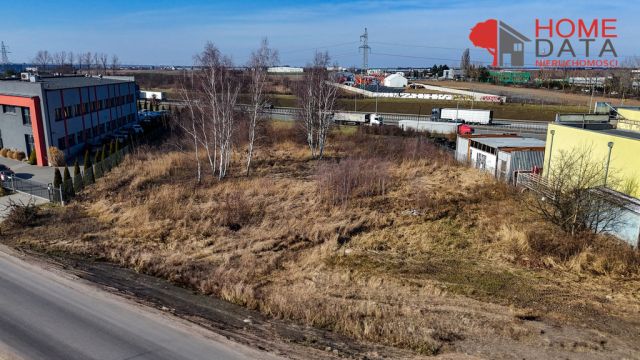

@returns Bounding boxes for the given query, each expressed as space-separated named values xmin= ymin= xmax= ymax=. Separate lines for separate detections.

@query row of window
xmin=470 ymin=140 xmax=498 ymax=155
xmin=54 ymin=94 xmax=135 ymax=122
xmin=2 ymin=105 xmax=31 ymax=125
xmin=56 ymin=114 xmax=136 ymax=150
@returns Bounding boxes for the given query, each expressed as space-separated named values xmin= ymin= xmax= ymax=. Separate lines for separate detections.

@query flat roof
xmin=473 ymin=137 xmax=546 ymax=149
xmin=601 ymin=128 xmax=640 ymax=141
xmin=0 ymin=75 xmax=134 ymax=90
xmin=553 ymin=123 xmax=640 ymax=141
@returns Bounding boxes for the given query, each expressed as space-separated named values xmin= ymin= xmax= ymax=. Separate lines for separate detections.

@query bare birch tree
xmin=295 ymin=51 xmax=337 ymax=159
xmin=245 ymin=38 xmax=279 ymax=175
xmin=179 ymin=42 xmax=240 ymax=180
xmin=174 ymin=79 xmax=203 ymax=183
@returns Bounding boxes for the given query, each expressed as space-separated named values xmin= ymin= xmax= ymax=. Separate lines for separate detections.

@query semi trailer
xmin=431 ymin=108 xmax=493 ymax=125
xmin=399 ymin=120 xmax=474 ymax=135
xmin=333 ymin=112 xmax=383 ymax=126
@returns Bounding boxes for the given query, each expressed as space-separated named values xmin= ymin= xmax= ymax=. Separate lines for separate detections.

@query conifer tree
xmin=73 ymin=160 xmax=83 ymax=193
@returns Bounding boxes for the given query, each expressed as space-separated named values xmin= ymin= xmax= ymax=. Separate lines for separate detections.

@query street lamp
xmin=546 ymin=129 xmax=555 ymax=178
xmin=604 ymin=141 xmax=614 ymax=186
xmin=375 ymin=81 xmax=379 ymax=114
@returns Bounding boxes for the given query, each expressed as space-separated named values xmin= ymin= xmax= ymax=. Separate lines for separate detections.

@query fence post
xmin=59 ymin=187 xmax=65 ymax=206
xmin=10 ymin=175 xmax=15 ymax=191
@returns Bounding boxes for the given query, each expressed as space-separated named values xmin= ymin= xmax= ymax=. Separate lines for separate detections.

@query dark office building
xmin=0 ymin=74 xmax=137 ymax=165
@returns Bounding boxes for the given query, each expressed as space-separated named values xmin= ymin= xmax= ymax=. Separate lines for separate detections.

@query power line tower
xmin=359 ymin=28 xmax=370 ymax=73
xmin=0 ymin=41 xmax=10 ymax=65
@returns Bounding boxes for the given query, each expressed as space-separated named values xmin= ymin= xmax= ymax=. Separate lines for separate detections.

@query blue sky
xmin=1 ymin=0 xmax=638 ymax=67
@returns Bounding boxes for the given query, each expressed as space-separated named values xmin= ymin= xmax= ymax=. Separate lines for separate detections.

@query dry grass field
xmin=3 ymin=123 xmax=640 ymax=358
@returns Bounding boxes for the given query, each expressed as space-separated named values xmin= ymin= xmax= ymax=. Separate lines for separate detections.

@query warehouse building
xmin=543 ymin=121 xmax=640 ymax=246
xmin=456 ymin=134 xmax=545 ymax=183
xmin=0 ymin=75 xmax=137 ymax=166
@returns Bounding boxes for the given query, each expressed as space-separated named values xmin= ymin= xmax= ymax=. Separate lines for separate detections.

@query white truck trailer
xmin=431 ymin=108 xmax=493 ymax=125
xmin=139 ymin=90 xmax=166 ymax=101
xmin=398 ymin=120 xmax=473 ymax=135
xmin=333 ymin=112 xmax=383 ymax=126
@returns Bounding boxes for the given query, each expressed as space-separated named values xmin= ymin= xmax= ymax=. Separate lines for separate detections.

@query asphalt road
xmin=0 ymin=248 xmax=280 ymax=360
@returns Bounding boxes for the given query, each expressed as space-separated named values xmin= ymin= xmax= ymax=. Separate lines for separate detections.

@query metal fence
xmin=0 ymin=145 xmax=132 ymax=205
xmin=0 ymin=174 xmax=60 ymax=203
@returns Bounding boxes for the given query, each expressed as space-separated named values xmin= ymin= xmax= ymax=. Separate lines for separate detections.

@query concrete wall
xmin=544 ymin=123 xmax=640 ymax=198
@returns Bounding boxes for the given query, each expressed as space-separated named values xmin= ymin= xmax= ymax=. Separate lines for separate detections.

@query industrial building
xmin=456 ymin=134 xmax=545 ymax=183
xmin=0 ymin=74 xmax=138 ymax=166
xmin=543 ymin=118 xmax=640 ymax=246
xmin=267 ymin=66 xmax=303 ymax=74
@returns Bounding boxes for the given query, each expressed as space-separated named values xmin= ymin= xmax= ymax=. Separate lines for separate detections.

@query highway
xmin=0 ymin=248 xmax=280 ymax=360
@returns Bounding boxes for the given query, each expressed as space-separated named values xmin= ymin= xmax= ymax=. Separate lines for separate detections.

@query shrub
xmin=48 ymin=147 xmax=66 ymax=166
xmin=63 ymin=166 xmax=75 ymax=200
xmin=219 ymin=189 xmax=263 ymax=231
xmin=15 ymin=151 xmax=26 ymax=161
xmin=27 ymin=150 xmax=37 ymax=165
xmin=316 ymin=157 xmax=391 ymax=207
xmin=0 ymin=148 xmax=6 ymax=157
xmin=3 ymin=199 xmax=39 ymax=229
xmin=6 ymin=150 xmax=15 ymax=159
xmin=83 ymin=151 xmax=95 ymax=186
xmin=53 ymin=168 xmax=62 ymax=188
xmin=73 ymin=160 xmax=83 ymax=193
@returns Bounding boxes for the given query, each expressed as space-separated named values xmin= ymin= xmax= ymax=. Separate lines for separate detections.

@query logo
xmin=469 ymin=19 xmax=619 ymax=68
xmin=469 ymin=19 xmax=530 ymax=67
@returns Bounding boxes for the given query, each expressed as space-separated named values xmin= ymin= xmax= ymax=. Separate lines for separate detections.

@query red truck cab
xmin=457 ymin=124 xmax=474 ymax=135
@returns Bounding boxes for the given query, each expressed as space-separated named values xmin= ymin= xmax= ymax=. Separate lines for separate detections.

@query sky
xmin=0 ymin=0 xmax=638 ymax=68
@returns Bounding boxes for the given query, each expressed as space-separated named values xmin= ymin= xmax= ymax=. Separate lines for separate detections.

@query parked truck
xmin=431 ymin=108 xmax=493 ymax=125
xmin=332 ymin=112 xmax=383 ymax=126
xmin=399 ymin=120 xmax=473 ymax=135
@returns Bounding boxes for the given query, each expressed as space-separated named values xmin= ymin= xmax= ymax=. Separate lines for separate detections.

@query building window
xmin=77 ymin=131 xmax=84 ymax=144
xmin=476 ymin=153 xmax=487 ymax=170
xmin=55 ymin=108 xmax=62 ymax=121
xmin=514 ymin=43 xmax=523 ymax=52
xmin=25 ymin=134 xmax=35 ymax=156
xmin=21 ymin=107 xmax=31 ymax=125
xmin=2 ymin=105 xmax=17 ymax=114
xmin=58 ymin=137 xmax=66 ymax=150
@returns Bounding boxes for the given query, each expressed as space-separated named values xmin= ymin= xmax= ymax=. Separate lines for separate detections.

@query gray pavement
xmin=0 ymin=157 xmax=54 ymax=185
xmin=0 ymin=248 xmax=281 ymax=360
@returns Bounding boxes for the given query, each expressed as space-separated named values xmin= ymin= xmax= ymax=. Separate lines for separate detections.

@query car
xmin=0 ymin=164 xmax=14 ymax=177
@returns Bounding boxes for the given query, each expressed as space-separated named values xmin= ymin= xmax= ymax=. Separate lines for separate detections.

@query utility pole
xmin=0 ymin=41 xmax=10 ymax=65
xmin=359 ymin=28 xmax=370 ymax=74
